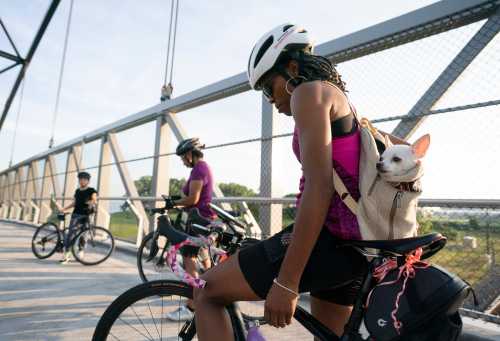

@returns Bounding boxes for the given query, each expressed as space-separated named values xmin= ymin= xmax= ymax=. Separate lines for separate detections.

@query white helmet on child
xmin=247 ymin=23 xmax=314 ymax=90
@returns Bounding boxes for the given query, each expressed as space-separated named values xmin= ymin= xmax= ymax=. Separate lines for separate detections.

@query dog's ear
xmin=384 ymin=134 xmax=393 ymax=148
xmin=412 ymin=134 xmax=430 ymax=158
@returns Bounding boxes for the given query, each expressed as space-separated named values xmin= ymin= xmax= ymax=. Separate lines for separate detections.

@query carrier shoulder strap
xmin=332 ymin=168 xmax=358 ymax=214
xmin=324 ymin=82 xmax=360 ymax=215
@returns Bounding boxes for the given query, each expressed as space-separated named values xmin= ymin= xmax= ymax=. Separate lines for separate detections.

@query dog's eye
xmin=392 ymin=156 xmax=402 ymax=162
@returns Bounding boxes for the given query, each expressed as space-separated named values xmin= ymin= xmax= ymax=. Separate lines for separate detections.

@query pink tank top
xmin=293 ymin=124 xmax=362 ymax=240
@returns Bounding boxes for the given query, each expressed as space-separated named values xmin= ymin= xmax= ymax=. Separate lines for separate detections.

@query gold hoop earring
xmin=285 ymin=75 xmax=308 ymax=96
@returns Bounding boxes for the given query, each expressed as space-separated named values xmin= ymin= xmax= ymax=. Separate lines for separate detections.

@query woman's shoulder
xmin=194 ymin=160 xmax=210 ymax=173
xmin=292 ymin=80 xmax=344 ymax=106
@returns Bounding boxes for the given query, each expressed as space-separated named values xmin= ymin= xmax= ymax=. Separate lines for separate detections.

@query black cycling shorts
xmin=238 ymin=224 xmax=368 ymax=305
xmin=180 ymin=245 xmax=200 ymax=258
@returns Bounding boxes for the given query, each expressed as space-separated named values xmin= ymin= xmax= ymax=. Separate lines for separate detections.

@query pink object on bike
xmin=165 ymin=233 xmax=227 ymax=289
xmin=365 ymin=248 xmax=429 ymax=334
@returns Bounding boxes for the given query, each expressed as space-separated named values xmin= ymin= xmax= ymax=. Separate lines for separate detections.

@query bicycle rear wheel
xmin=31 ymin=223 xmax=61 ymax=259
xmin=72 ymin=225 xmax=115 ymax=265
xmin=137 ymin=232 xmax=172 ymax=283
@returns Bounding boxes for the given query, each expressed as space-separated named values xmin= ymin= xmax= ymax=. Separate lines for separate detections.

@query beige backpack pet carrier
xmin=333 ymin=116 xmax=423 ymax=240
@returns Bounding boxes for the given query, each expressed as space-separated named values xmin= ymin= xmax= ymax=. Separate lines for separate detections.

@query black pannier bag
xmin=364 ymin=262 xmax=472 ymax=341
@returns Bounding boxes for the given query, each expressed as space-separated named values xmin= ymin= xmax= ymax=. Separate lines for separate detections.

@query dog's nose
xmin=376 ymin=162 xmax=384 ymax=171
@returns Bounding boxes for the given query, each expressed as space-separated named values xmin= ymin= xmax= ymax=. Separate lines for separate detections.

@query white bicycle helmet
xmin=247 ymin=23 xmax=314 ymax=90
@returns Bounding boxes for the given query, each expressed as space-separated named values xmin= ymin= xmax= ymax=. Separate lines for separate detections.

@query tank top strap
xmin=322 ymin=81 xmax=360 ymax=124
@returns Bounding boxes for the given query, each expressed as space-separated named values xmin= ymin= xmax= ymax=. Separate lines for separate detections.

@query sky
xmin=1 ymin=0 xmax=499 ymax=201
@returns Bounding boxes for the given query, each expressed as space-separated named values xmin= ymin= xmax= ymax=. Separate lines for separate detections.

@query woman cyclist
xmin=194 ymin=24 xmax=370 ymax=339
xmin=166 ymin=137 xmax=217 ymax=321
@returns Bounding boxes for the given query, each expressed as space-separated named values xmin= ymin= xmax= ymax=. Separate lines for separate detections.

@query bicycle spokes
xmin=106 ymin=294 xmax=197 ymax=340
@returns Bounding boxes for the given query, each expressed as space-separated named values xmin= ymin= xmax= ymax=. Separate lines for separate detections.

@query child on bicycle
xmin=57 ymin=171 xmax=97 ymax=264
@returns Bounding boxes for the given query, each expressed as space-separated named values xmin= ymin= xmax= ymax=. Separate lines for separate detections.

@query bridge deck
xmin=1 ymin=221 xmax=498 ymax=340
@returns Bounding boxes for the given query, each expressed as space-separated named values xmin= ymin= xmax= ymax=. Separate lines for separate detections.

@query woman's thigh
xmin=195 ymin=252 xmax=261 ymax=305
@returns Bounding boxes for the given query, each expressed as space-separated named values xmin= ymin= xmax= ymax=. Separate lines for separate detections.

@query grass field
xmin=109 ymin=211 xmax=138 ymax=242
xmin=430 ymin=228 xmax=499 ymax=285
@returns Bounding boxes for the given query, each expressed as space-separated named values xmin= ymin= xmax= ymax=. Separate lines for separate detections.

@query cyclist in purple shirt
xmin=166 ymin=137 xmax=216 ymax=321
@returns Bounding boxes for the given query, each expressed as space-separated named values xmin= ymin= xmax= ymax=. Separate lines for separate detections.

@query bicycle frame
xmin=166 ymin=244 xmax=380 ymax=340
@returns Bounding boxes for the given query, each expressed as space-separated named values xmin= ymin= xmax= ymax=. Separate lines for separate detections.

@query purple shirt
xmin=182 ymin=160 xmax=216 ymax=219
xmin=293 ymin=125 xmax=362 ymax=240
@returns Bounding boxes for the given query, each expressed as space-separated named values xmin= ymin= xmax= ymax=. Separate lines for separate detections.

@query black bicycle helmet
xmin=176 ymin=138 xmax=205 ymax=156
xmin=77 ymin=171 xmax=91 ymax=180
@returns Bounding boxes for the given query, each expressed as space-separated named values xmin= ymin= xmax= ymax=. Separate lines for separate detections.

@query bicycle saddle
xmin=157 ymin=216 xmax=193 ymax=244
xmin=209 ymin=203 xmax=246 ymax=229
xmin=338 ymin=233 xmax=446 ymax=259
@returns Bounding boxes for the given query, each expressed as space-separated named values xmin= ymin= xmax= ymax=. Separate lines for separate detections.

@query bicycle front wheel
xmin=93 ymin=280 xmax=197 ymax=341
xmin=31 ymin=223 xmax=61 ymax=259
xmin=137 ymin=232 xmax=173 ymax=283
xmin=72 ymin=225 xmax=115 ymax=265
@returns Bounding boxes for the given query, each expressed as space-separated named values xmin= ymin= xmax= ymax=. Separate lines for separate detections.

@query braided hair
xmin=275 ymin=49 xmax=347 ymax=92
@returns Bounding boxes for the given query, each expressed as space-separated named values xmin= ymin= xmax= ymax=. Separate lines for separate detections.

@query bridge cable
xmin=161 ymin=0 xmax=180 ymax=101
xmin=168 ymin=0 xmax=180 ymax=85
xmin=48 ymin=0 xmax=75 ymax=148
xmin=8 ymin=79 xmax=25 ymax=168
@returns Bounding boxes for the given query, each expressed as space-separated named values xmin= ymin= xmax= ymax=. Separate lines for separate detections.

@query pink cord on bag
xmin=365 ymin=248 xmax=429 ymax=334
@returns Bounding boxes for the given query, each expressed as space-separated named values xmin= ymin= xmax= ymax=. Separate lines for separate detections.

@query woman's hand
xmin=264 ymin=281 xmax=299 ymax=328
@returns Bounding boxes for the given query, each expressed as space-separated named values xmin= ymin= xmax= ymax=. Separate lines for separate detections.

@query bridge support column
xmin=108 ymin=133 xmax=149 ymax=243
xmin=96 ymin=137 xmax=112 ymax=229
xmin=259 ymin=97 xmax=282 ymax=237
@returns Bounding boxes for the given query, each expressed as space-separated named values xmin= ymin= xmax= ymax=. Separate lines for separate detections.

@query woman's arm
xmin=278 ymin=82 xmax=334 ymax=289
xmin=60 ymin=200 xmax=75 ymax=212
xmin=174 ymin=180 xmax=203 ymax=207
xmin=264 ymin=82 xmax=336 ymax=327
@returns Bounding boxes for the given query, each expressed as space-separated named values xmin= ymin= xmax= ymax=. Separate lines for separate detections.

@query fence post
xmin=96 ymin=136 xmax=112 ymax=229
xmin=30 ymin=161 xmax=41 ymax=223
xmin=259 ymin=96 xmax=282 ymax=237
xmin=150 ymin=114 xmax=171 ymax=231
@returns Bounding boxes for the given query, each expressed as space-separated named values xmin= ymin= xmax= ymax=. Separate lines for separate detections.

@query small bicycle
xmin=31 ymin=212 xmax=115 ymax=265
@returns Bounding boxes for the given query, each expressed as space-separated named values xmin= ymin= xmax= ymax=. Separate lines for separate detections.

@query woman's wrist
xmin=276 ymin=272 xmax=301 ymax=291
xmin=273 ymin=278 xmax=299 ymax=298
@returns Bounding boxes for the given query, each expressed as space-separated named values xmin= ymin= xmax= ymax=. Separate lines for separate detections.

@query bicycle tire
xmin=93 ymin=280 xmax=197 ymax=340
xmin=93 ymin=280 xmax=268 ymax=341
xmin=72 ymin=225 xmax=115 ymax=265
xmin=31 ymin=223 xmax=61 ymax=259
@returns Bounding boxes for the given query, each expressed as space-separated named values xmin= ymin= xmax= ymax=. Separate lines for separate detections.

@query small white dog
xmin=376 ymin=134 xmax=431 ymax=191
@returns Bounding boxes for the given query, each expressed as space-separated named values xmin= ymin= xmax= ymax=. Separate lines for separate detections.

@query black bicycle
xmin=31 ymin=212 xmax=115 ymax=265
xmin=137 ymin=195 xmax=251 ymax=283
xmin=93 ymin=198 xmax=451 ymax=340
